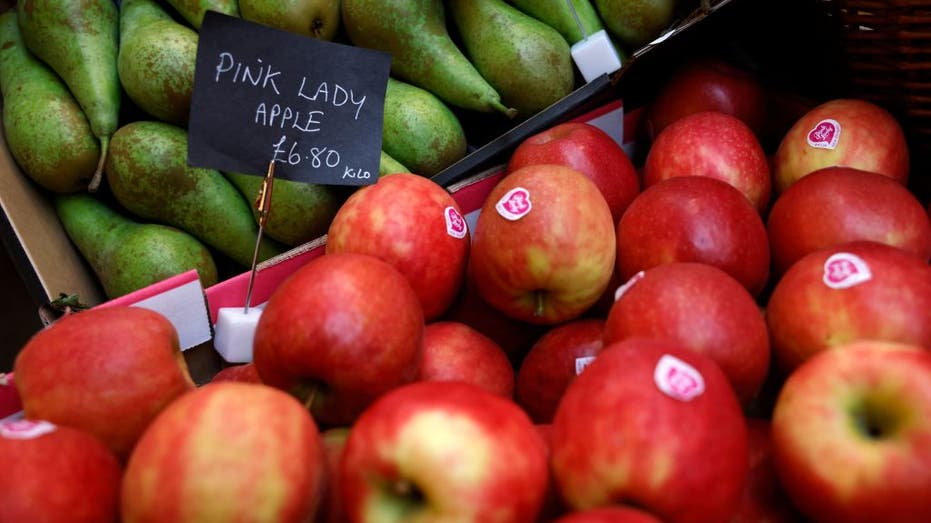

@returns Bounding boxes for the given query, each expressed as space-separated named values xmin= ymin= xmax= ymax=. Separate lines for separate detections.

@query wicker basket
xmin=820 ymin=0 xmax=931 ymax=158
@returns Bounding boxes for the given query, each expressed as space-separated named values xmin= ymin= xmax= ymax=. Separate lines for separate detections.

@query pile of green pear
xmin=0 ymin=0 xmax=678 ymax=302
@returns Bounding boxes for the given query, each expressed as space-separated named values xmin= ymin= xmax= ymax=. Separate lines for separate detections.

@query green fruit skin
xmin=55 ymin=193 xmax=218 ymax=300
xmin=224 ymin=171 xmax=344 ymax=248
xmin=379 ymin=150 xmax=409 ymax=177
xmin=508 ymin=0 xmax=605 ymax=45
xmin=341 ymin=0 xmax=514 ymax=116
xmin=239 ymin=0 xmax=342 ymax=41
xmin=449 ymin=0 xmax=575 ymax=119
xmin=0 ymin=11 xmax=98 ymax=193
xmin=594 ymin=0 xmax=676 ymax=49
xmin=163 ymin=0 xmax=240 ymax=29
xmin=383 ymin=78 xmax=467 ymax=177
xmin=17 ymin=0 xmax=120 ymax=143
xmin=119 ymin=0 xmax=198 ymax=126
xmin=105 ymin=121 xmax=286 ymax=267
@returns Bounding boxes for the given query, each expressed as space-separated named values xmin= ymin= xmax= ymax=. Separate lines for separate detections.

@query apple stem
xmin=302 ymin=385 xmax=318 ymax=412
xmin=534 ymin=290 xmax=545 ymax=318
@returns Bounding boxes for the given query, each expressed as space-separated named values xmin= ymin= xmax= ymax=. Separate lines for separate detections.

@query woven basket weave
xmin=820 ymin=0 xmax=931 ymax=156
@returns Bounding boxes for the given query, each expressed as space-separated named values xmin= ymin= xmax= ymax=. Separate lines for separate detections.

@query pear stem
xmin=88 ymin=135 xmax=109 ymax=193
xmin=493 ymin=100 xmax=518 ymax=119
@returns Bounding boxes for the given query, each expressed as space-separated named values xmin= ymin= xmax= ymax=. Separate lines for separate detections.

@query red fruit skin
xmin=316 ymin=427 xmax=351 ymax=523
xmin=419 ymin=321 xmax=515 ymax=399
xmin=13 ymin=306 xmax=195 ymax=459
xmin=773 ymin=98 xmax=909 ymax=193
xmin=770 ymin=341 xmax=931 ymax=523
xmin=253 ymin=253 xmax=425 ymax=427
xmin=0 ymin=419 xmax=122 ymax=523
xmin=470 ymin=164 xmax=617 ymax=325
xmin=210 ymin=362 xmax=262 ymax=384
xmin=516 ymin=319 xmax=606 ymax=424
xmin=604 ymin=262 xmax=770 ymax=406
xmin=551 ymin=338 xmax=749 ymax=523
xmin=643 ymin=111 xmax=772 ymax=213
xmin=647 ymin=56 xmax=768 ymax=139
xmin=122 ymin=382 xmax=326 ymax=523
xmin=326 ymin=173 xmax=471 ymax=320
xmin=340 ymin=381 xmax=550 ymax=522
xmin=767 ymin=166 xmax=931 ymax=274
xmin=766 ymin=241 xmax=931 ymax=372
xmin=507 ymin=121 xmax=641 ymax=224
xmin=615 ymin=176 xmax=771 ymax=296
xmin=728 ymin=418 xmax=806 ymax=523
xmin=552 ymin=506 xmax=666 ymax=523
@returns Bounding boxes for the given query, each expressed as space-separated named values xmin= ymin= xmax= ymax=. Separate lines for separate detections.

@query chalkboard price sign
xmin=187 ymin=12 xmax=391 ymax=186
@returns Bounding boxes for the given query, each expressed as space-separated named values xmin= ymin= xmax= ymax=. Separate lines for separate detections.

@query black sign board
xmin=187 ymin=12 xmax=391 ymax=185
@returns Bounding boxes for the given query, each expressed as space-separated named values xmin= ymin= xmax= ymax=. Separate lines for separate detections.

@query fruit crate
xmin=819 ymin=1 xmax=931 ymax=160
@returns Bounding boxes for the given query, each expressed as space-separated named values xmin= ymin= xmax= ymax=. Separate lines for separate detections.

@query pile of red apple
xmin=4 ymin=56 xmax=931 ymax=523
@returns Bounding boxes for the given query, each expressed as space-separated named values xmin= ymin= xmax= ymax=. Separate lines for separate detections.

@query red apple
xmin=604 ymin=262 xmax=770 ymax=405
xmin=469 ymin=164 xmax=616 ymax=325
xmin=766 ymin=241 xmax=931 ymax=373
xmin=326 ymin=172 xmax=470 ymax=320
xmin=552 ymin=507 xmax=665 ymax=523
xmin=419 ymin=320 xmax=515 ymax=399
xmin=767 ymin=166 xmax=931 ymax=274
xmin=0 ymin=373 xmax=20 ymax=419
xmin=646 ymin=55 xmax=768 ymax=139
xmin=535 ymin=423 xmax=569 ymax=521
xmin=317 ymin=426 xmax=351 ymax=523
xmin=253 ymin=252 xmax=424 ymax=427
xmin=506 ymin=121 xmax=641 ymax=223
xmin=122 ymin=381 xmax=326 ymax=523
xmin=0 ymin=418 xmax=122 ymax=523
xmin=771 ymin=340 xmax=931 ymax=523
xmin=440 ymin=274 xmax=547 ymax=364
xmin=339 ymin=381 xmax=549 ymax=522
xmin=551 ymin=338 xmax=748 ymax=523
xmin=643 ymin=111 xmax=772 ymax=213
xmin=516 ymin=318 xmax=606 ymax=423
xmin=210 ymin=362 xmax=262 ymax=384
xmin=772 ymin=98 xmax=909 ymax=193
xmin=615 ymin=176 xmax=771 ymax=296
xmin=729 ymin=418 xmax=806 ymax=523
xmin=13 ymin=306 xmax=195 ymax=458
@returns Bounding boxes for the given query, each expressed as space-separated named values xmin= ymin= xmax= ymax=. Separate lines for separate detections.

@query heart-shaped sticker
xmin=807 ymin=119 xmax=841 ymax=149
xmin=0 ymin=419 xmax=57 ymax=440
xmin=495 ymin=187 xmax=532 ymax=221
xmin=822 ymin=252 xmax=872 ymax=289
xmin=444 ymin=206 xmax=467 ymax=239
xmin=654 ymin=354 xmax=705 ymax=401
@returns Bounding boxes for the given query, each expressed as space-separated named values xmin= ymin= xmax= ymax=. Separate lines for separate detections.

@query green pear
xmin=239 ymin=0 xmax=342 ymax=41
xmin=55 ymin=193 xmax=219 ymax=300
xmin=508 ymin=0 xmax=605 ymax=45
xmin=118 ymin=0 xmax=198 ymax=126
xmin=383 ymin=77 xmax=467 ymax=177
xmin=0 ymin=11 xmax=98 ymax=194
xmin=449 ymin=0 xmax=575 ymax=119
xmin=341 ymin=0 xmax=516 ymax=117
xmin=104 ymin=121 xmax=286 ymax=268
xmin=379 ymin=150 xmax=409 ymax=177
xmin=224 ymin=172 xmax=345 ymax=248
xmin=17 ymin=0 xmax=120 ymax=192
xmin=594 ymin=0 xmax=676 ymax=49
xmin=163 ymin=0 xmax=240 ymax=30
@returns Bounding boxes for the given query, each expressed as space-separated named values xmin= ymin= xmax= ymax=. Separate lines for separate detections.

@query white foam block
xmin=213 ymin=307 xmax=263 ymax=363
xmin=571 ymin=29 xmax=623 ymax=83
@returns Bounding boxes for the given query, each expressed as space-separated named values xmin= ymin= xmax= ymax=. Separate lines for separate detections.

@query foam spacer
xmin=213 ymin=307 xmax=263 ymax=363
xmin=571 ymin=29 xmax=623 ymax=83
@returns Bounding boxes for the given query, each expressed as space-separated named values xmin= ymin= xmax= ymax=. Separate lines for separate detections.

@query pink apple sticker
xmin=495 ymin=187 xmax=532 ymax=221
xmin=614 ymin=270 xmax=646 ymax=301
xmin=654 ymin=354 xmax=705 ymax=401
xmin=823 ymin=252 xmax=872 ymax=289
xmin=0 ymin=419 xmax=56 ymax=440
xmin=574 ymin=356 xmax=597 ymax=375
xmin=444 ymin=206 xmax=467 ymax=239
xmin=807 ymin=119 xmax=841 ymax=149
